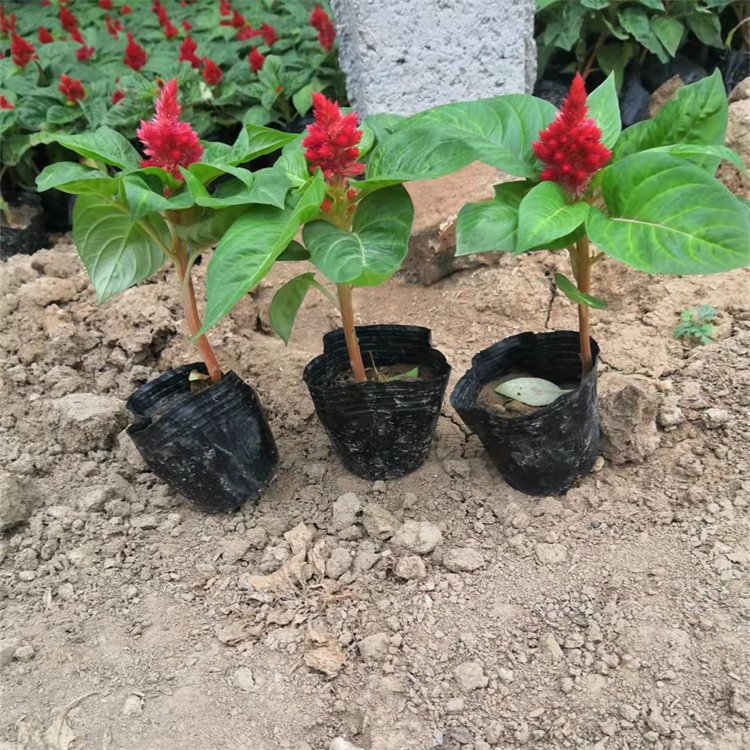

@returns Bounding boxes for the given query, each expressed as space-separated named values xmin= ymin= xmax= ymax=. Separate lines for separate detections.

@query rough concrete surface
xmin=331 ymin=0 xmax=537 ymax=116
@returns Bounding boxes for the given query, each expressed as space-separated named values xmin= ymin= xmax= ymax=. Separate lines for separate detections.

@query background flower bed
xmin=0 ymin=0 xmax=343 ymax=215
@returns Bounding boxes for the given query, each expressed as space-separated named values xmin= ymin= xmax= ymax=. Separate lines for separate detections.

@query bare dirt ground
xmin=1 ymin=179 xmax=750 ymax=750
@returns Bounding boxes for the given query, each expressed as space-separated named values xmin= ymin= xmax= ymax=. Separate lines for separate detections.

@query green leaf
xmin=53 ymin=126 xmax=141 ymax=169
xmin=201 ymin=174 xmax=326 ymax=332
xmin=232 ymin=124 xmax=298 ymax=163
xmin=687 ymin=10 xmax=723 ymax=47
xmin=588 ymin=152 xmax=750 ymax=275
xmin=386 ymin=367 xmax=419 ymax=382
xmin=652 ymin=17 xmax=685 ymax=57
xmin=633 ymin=0 xmax=665 ymax=9
xmin=291 ymin=83 xmax=315 ymax=116
xmin=581 ymin=0 xmax=610 ymax=9
xmin=495 ymin=377 xmax=573 ymax=406
xmin=615 ymin=70 xmax=727 ymax=159
xmin=277 ymin=240 xmax=310 ymax=261
xmin=72 ymin=195 xmax=169 ymax=303
xmin=597 ymin=43 xmax=635 ymax=91
xmin=303 ymin=184 xmax=414 ymax=286
xmin=554 ymin=272 xmax=608 ymax=309
xmin=172 ymin=205 xmax=246 ymax=252
xmin=367 ymin=95 xmax=557 ymax=181
xmin=123 ymin=176 xmax=193 ymax=219
xmin=618 ymin=6 xmax=668 ymax=61
xmin=586 ymin=74 xmax=621 ymax=149
xmin=455 ymin=182 xmax=530 ymax=256
xmin=36 ymin=163 xmax=115 ymax=196
xmin=516 ymin=182 xmax=589 ymax=253
xmin=269 ymin=272 xmax=334 ymax=344
xmin=642 ymin=144 xmax=746 ymax=172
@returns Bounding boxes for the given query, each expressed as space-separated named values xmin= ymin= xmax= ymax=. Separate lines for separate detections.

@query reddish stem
xmin=337 ymin=283 xmax=366 ymax=383
xmin=174 ymin=245 xmax=222 ymax=385
xmin=573 ymin=236 xmax=593 ymax=374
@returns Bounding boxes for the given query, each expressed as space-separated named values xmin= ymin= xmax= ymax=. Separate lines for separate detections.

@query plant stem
xmin=337 ymin=283 xmax=367 ymax=383
xmin=572 ymin=236 xmax=593 ymax=375
xmin=173 ymin=239 xmax=222 ymax=385
xmin=582 ymin=31 xmax=608 ymax=80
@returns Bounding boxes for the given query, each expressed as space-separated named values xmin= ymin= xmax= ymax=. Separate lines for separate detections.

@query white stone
xmin=443 ymin=547 xmax=485 ymax=572
xmin=392 ymin=520 xmax=442 ymax=555
xmin=454 ymin=660 xmax=488 ymax=691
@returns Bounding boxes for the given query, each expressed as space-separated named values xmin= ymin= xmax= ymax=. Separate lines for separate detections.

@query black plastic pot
xmin=451 ymin=331 xmax=600 ymax=496
xmin=303 ymin=325 xmax=451 ymax=480
xmin=126 ymin=363 xmax=278 ymax=512
xmin=0 ymin=193 xmax=48 ymax=260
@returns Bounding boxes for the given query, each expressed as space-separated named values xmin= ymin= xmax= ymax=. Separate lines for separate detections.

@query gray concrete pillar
xmin=330 ymin=0 xmax=537 ymax=117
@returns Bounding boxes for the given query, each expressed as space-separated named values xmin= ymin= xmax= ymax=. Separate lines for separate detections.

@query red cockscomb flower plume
xmin=10 ymin=33 xmax=35 ymax=68
xmin=99 ymin=0 xmax=113 ymax=9
xmin=531 ymin=73 xmax=611 ymax=198
xmin=0 ymin=95 xmax=15 ymax=109
xmin=124 ymin=32 xmax=147 ymax=70
xmin=309 ymin=4 xmax=335 ymax=52
xmin=202 ymin=58 xmax=222 ymax=85
xmin=120 ymin=5 xmax=132 ymax=14
xmin=237 ymin=25 xmax=260 ymax=41
xmin=179 ymin=36 xmax=201 ymax=67
xmin=302 ymin=93 xmax=364 ymax=181
xmin=76 ymin=43 xmax=95 ymax=61
xmin=59 ymin=73 xmax=85 ymax=103
xmin=248 ymin=46 xmax=264 ymax=72
xmin=0 ymin=9 xmax=17 ymax=36
xmin=219 ymin=0 xmax=232 ymax=16
xmin=182 ymin=20 xmax=192 ymax=31
xmin=112 ymin=89 xmax=125 ymax=105
xmin=260 ymin=23 xmax=277 ymax=46
xmin=38 ymin=26 xmax=54 ymax=44
xmin=58 ymin=6 xmax=78 ymax=33
xmin=105 ymin=14 xmax=122 ymax=38
xmin=137 ymin=78 xmax=203 ymax=180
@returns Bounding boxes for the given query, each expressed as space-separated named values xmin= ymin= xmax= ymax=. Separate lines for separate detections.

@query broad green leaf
xmin=455 ymin=182 xmax=530 ymax=256
xmin=367 ymin=95 xmax=557 ymax=181
xmin=553 ymin=3 xmax=587 ymax=50
xmin=173 ymin=205 xmax=246 ymax=252
xmin=495 ymin=377 xmax=573 ymax=406
xmin=292 ymin=83 xmax=315 ymax=116
xmin=53 ymin=126 xmax=141 ymax=169
xmin=642 ymin=143 xmax=746 ymax=172
xmin=633 ymin=0 xmax=664 ymax=9
xmin=597 ymin=43 xmax=634 ymax=91
xmin=618 ymin=6 xmax=668 ymax=61
xmin=588 ymin=152 xmax=750 ymax=275
xmin=303 ymin=184 xmax=414 ymax=286
xmin=201 ymin=175 xmax=325 ymax=332
xmin=269 ymin=272 xmax=335 ymax=344
xmin=359 ymin=113 xmax=406 ymax=156
xmin=123 ymin=176 xmax=193 ymax=219
xmin=554 ymin=272 xmax=608 ymax=309
xmin=516 ymin=182 xmax=589 ymax=253
xmin=581 ymin=0 xmax=610 ymax=8
xmin=615 ymin=70 xmax=727 ymax=159
xmin=387 ymin=367 xmax=419 ymax=382
xmin=652 ymin=17 xmax=685 ymax=57
xmin=687 ymin=10 xmax=723 ymax=47
xmin=72 ymin=195 xmax=169 ymax=303
xmin=586 ymin=74 xmax=621 ymax=148
xmin=277 ymin=240 xmax=310 ymax=261
xmin=232 ymin=124 xmax=298 ymax=163
xmin=36 ymin=163 xmax=115 ymax=196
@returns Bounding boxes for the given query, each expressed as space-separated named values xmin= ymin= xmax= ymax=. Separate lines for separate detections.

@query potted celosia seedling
xmin=365 ymin=70 xmax=749 ymax=494
xmin=201 ymin=93 xmax=451 ymax=480
xmin=36 ymin=79 xmax=298 ymax=511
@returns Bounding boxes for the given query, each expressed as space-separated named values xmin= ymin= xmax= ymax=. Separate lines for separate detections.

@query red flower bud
xmin=10 ymin=33 xmax=35 ymax=68
xmin=38 ymin=26 xmax=54 ymax=44
xmin=163 ymin=20 xmax=179 ymax=38
xmin=120 ymin=5 xmax=132 ymax=14
xmin=237 ymin=25 xmax=260 ymax=41
xmin=124 ymin=32 xmax=147 ymax=70
xmin=309 ymin=4 xmax=335 ymax=52
xmin=112 ymin=89 xmax=125 ymax=105
xmin=179 ymin=36 xmax=201 ymax=68
xmin=202 ymin=58 xmax=222 ymax=86
xmin=248 ymin=46 xmax=265 ymax=72
xmin=260 ymin=23 xmax=277 ymax=46
xmin=531 ymin=73 xmax=611 ymax=198
xmin=0 ymin=95 xmax=15 ymax=109
xmin=302 ymin=93 xmax=364 ymax=182
xmin=76 ymin=44 xmax=95 ymax=61
xmin=59 ymin=73 xmax=85 ymax=103
xmin=137 ymin=78 xmax=203 ymax=180
xmin=182 ymin=21 xmax=192 ymax=31
xmin=99 ymin=0 xmax=113 ymax=9
xmin=219 ymin=0 xmax=232 ymax=16
xmin=58 ymin=6 xmax=78 ymax=33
